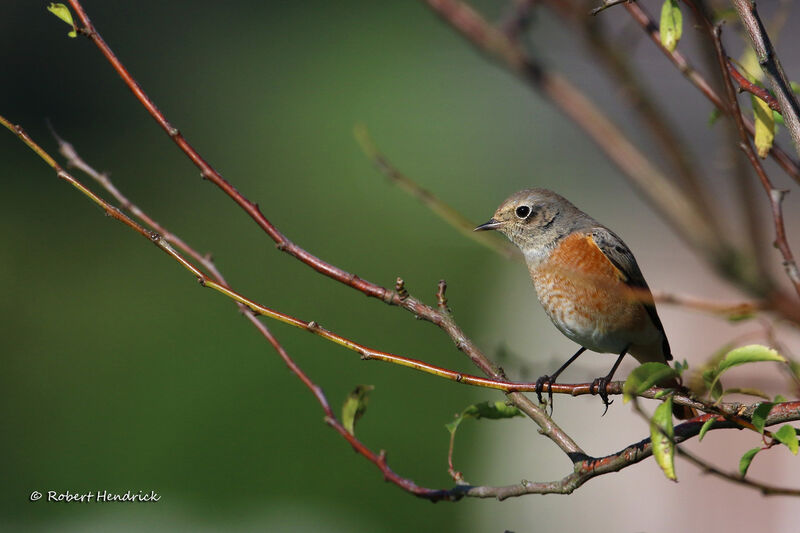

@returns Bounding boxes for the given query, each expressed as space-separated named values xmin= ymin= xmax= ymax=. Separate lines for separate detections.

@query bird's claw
xmin=535 ymin=374 xmax=555 ymax=415
xmin=591 ymin=376 xmax=614 ymax=416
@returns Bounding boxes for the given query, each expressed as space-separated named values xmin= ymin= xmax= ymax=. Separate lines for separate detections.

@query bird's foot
xmin=535 ymin=375 xmax=555 ymax=414
xmin=591 ymin=376 xmax=614 ymax=416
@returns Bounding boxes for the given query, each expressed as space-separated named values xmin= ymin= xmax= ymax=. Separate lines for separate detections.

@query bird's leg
xmin=591 ymin=347 xmax=628 ymax=416
xmin=535 ymin=347 xmax=586 ymax=412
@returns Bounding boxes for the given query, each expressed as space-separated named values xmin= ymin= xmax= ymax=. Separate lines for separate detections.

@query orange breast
xmin=530 ymin=233 xmax=649 ymax=346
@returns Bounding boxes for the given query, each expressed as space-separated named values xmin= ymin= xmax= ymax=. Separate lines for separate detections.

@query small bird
xmin=476 ymin=188 xmax=693 ymax=418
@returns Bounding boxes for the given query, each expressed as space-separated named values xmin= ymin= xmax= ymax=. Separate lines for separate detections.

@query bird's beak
xmin=474 ymin=218 xmax=502 ymax=232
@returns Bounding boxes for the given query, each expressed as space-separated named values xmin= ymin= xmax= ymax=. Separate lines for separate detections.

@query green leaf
xmin=752 ymin=93 xmax=775 ymax=158
xmin=341 ymin=385 xmax=374 ymax=436
xmin=774 ymin=394 xmax=787 ymax=403
xmin=707 ymin=345 xmax=784 ymax=400
xmin=47 ymin=3 xmax=77 ymax=38
xmin=650 ymin=397 xmax=677 ymax=481
xmin=751 ymin=402 xmax=773 ymax=433
xmin=698 ymin=418 xmax=716 ymax=442
xmin=659 ymin=0 xmax=683 ymax=52
xmin=791 ymin=81 xmax=800 ymax=94
xmin=445 ymin=401 xmax=523 ymax=435
xmin=739 ymin=447 xmax=761 ymax=477
xmin=773 ymin=110 xmax=785 ymax=126
xmin=774 ymin=424 xmax=799 ymax=455
xmin=623 ymin=362 xmax=678 ymax=402
xmin=717 ymin=345 xmax=786 ymax=374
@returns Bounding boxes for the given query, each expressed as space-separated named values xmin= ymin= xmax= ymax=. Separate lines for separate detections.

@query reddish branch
xmin=727 ymin=60 xmax=781 ymax=112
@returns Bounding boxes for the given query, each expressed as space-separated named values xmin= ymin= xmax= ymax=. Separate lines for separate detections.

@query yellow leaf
xmin=650 ymin=397 xmax=677 ymax=481
xmin=752 ymin=94 xmax=775 ymax=158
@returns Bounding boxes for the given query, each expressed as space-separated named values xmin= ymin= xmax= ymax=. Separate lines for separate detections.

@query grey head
xmin=474 ymin=188 xmax=596 ymax=262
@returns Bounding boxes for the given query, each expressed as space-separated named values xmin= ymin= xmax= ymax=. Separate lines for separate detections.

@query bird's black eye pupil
xmin=515 ymin=205 xmax=531 ymax=219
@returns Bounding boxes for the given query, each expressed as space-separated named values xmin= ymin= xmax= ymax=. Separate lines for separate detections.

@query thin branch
xmin=732 ymin=0 xmax=800 ymax=158
xmin=590 ymin=0 xmax=631 ymax=16
xmin=354 ymin=124 xmax=518 ymax=260
xmin=677 ymin=446 xmax=800 ymax=497
xmin=727 ymin=60 xmax=781 ymax=112
xmin=651 ymin=290 xmax=763 ymax=318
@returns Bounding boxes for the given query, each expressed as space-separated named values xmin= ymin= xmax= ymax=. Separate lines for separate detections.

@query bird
xmin=475 ymin=188 xmax=693 ymax=418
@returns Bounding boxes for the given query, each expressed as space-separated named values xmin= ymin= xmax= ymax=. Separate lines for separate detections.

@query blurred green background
xmin=3 ymin=1 xmax=800 ymax=531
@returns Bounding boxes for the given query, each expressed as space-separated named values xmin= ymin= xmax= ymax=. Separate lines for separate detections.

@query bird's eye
xmin=515 ymin=205 xmax=531 ymax=219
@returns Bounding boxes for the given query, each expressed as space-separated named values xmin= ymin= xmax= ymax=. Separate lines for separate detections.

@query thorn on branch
xmin=726 ymin=59 xmax=781 ymax=112
xmin=149 ymin=230 xmax=161 ymax=242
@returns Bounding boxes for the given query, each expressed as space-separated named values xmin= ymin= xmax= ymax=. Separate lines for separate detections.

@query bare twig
xmin=732 ymin=0 xmax=800 ymax=158
xmin=354 ymin=124 xmax=518 ymax=260
xmin=590 ymin=0 xmax=631 ymax=16
xmin=651 ymin=290 xmax=763 ymax=318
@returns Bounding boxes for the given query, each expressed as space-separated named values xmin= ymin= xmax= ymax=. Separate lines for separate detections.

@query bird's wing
xmin=588 ymin=228 xmax=672 ymax=361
